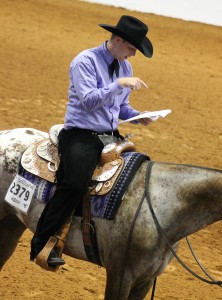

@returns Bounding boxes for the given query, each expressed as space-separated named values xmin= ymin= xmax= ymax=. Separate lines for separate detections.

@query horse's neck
xmin=150 ymin=163 xmax=222 ymax=242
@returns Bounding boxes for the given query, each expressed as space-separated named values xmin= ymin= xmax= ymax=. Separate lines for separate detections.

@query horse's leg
xmin=0 ymin=215 xmax=26 ymax=270
xmin=128 ymin=279 xmax=154 ymax=300
xmin=104 ymin=265 xmax=135 ymax=300
xmin=104 ymin=262 xmax=154 ymax=300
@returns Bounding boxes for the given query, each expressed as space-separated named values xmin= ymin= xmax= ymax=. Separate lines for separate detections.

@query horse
xmin=0 ymin=127 xmax=221 ymax=300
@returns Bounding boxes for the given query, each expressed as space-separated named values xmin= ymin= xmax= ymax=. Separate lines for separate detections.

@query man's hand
xmin=118 ymin=77 xmax=148 ymax=90
xmin=137 ymin=111 xmax=153 ymax=126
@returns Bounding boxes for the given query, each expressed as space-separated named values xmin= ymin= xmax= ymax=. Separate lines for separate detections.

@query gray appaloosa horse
xmin=0 ymin=128 xmax=221 ymax=300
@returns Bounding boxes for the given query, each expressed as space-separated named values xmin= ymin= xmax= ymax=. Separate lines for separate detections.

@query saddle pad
xmin=18 ymin=163 xmax=56 ymax=203
xmin=18 ymin=152 xmax=149 ymax=220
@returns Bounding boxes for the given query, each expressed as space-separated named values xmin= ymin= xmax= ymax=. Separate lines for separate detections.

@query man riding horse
xmin=30 ymin=15 xmax=154 ymax=268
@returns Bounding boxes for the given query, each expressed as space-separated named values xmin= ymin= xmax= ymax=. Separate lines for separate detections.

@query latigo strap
xmin=81 ymin=191 xmax=102 ymax=265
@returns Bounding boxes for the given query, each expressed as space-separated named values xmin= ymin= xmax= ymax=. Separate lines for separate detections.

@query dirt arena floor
xmin=0 ymin=0 xmax=222 ymax=299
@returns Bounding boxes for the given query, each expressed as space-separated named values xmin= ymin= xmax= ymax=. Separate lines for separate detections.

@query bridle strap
xmin=145 ymin=161 xmax=222 ymax=287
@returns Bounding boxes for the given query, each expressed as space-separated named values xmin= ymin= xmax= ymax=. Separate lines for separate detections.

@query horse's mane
xmin=157 ymin=161 xmax=222 ymax=174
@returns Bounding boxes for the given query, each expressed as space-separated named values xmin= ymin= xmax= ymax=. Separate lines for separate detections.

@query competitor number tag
xmin=5 ymin=174 xmax=36 ymax=214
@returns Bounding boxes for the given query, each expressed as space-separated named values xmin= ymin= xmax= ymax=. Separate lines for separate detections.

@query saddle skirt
xmin=21 ymin=125 xmax=136 ymax=196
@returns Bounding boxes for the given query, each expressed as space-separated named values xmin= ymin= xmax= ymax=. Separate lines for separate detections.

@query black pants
xmin=31 ymin=128 xmax=104 ymax=248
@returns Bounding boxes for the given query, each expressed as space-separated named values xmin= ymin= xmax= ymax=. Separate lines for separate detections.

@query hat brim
xmin=99 ymin=24 xmax=153 ymax=58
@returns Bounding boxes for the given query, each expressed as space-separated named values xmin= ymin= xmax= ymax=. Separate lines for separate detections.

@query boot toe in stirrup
xmin=47 ymin=249 xmax=65 ymax=267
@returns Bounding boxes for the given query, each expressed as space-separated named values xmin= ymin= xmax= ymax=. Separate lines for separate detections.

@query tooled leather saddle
xmin=20 ymin=125 xmax=148 ymax=271
xmin=21 ymin=125 xmax=137 ymax=271
xmin=21 ymin=124 xmax=137 ymax=195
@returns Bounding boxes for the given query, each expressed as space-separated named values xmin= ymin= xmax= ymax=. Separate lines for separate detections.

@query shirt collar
xmin=100 ymin=41 xmax=115 ymax=65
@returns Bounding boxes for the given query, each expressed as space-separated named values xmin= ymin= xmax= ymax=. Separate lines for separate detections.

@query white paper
xmin=118 ymin=109 xmax=172 ymax=124
xmin=5 ymin=174 xmax=36 ymax=214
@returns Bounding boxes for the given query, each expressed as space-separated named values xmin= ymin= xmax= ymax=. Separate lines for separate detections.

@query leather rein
xmin=145 ymin=161 xmax=222 ymax=298
xmin=117 ymin=160 xmax=221 ymax=300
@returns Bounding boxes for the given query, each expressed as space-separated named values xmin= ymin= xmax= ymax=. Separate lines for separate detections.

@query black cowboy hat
xmin=99 ymin=15 xmax=153 ymax=58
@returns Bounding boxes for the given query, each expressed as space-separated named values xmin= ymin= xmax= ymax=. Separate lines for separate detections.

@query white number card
xmin=5 ymin=174 xmax=36 ymax=214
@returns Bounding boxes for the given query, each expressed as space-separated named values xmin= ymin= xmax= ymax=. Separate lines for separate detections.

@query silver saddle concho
xmin=21 ymin=124 xmax=136 ymax=196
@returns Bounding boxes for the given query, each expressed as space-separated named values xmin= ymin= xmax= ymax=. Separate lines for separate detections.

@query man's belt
xmin=65 ymin=127 xmax=121 ymax=138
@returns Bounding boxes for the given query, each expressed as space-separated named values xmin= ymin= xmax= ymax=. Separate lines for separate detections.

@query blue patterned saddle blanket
xmin=18 ymin=152 xmax=148 ymax=220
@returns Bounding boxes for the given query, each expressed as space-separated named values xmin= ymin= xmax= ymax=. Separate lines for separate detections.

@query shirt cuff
xmin=130 ymin=112 xmax=140 ymax=124
xmin=108 ymin=80 xmax=123 ymax=93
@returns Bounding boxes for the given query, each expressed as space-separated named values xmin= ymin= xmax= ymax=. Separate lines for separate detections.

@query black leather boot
xmin=47 ymin=248 xmax=65 ymax=267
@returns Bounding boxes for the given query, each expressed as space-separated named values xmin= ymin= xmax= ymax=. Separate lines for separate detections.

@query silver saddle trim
xmin=92 ymin=160 xmax=121 ymax=182
xmin=37 ymin=140 xmax=55 ymax=163
xmin=21 ymin=138 xmax=60 ymax=183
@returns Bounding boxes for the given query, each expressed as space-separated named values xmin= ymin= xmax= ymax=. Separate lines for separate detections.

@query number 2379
xmin=10 ymin=182 xmax=30 ymax=201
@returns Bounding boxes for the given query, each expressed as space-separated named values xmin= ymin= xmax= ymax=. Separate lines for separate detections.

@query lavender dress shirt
xmin=64 ymin=42 xmax=139 ymax=132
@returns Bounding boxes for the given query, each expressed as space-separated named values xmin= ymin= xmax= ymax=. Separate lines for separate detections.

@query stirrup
xmin=35 ymin=236 xmax=62 ymax=272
